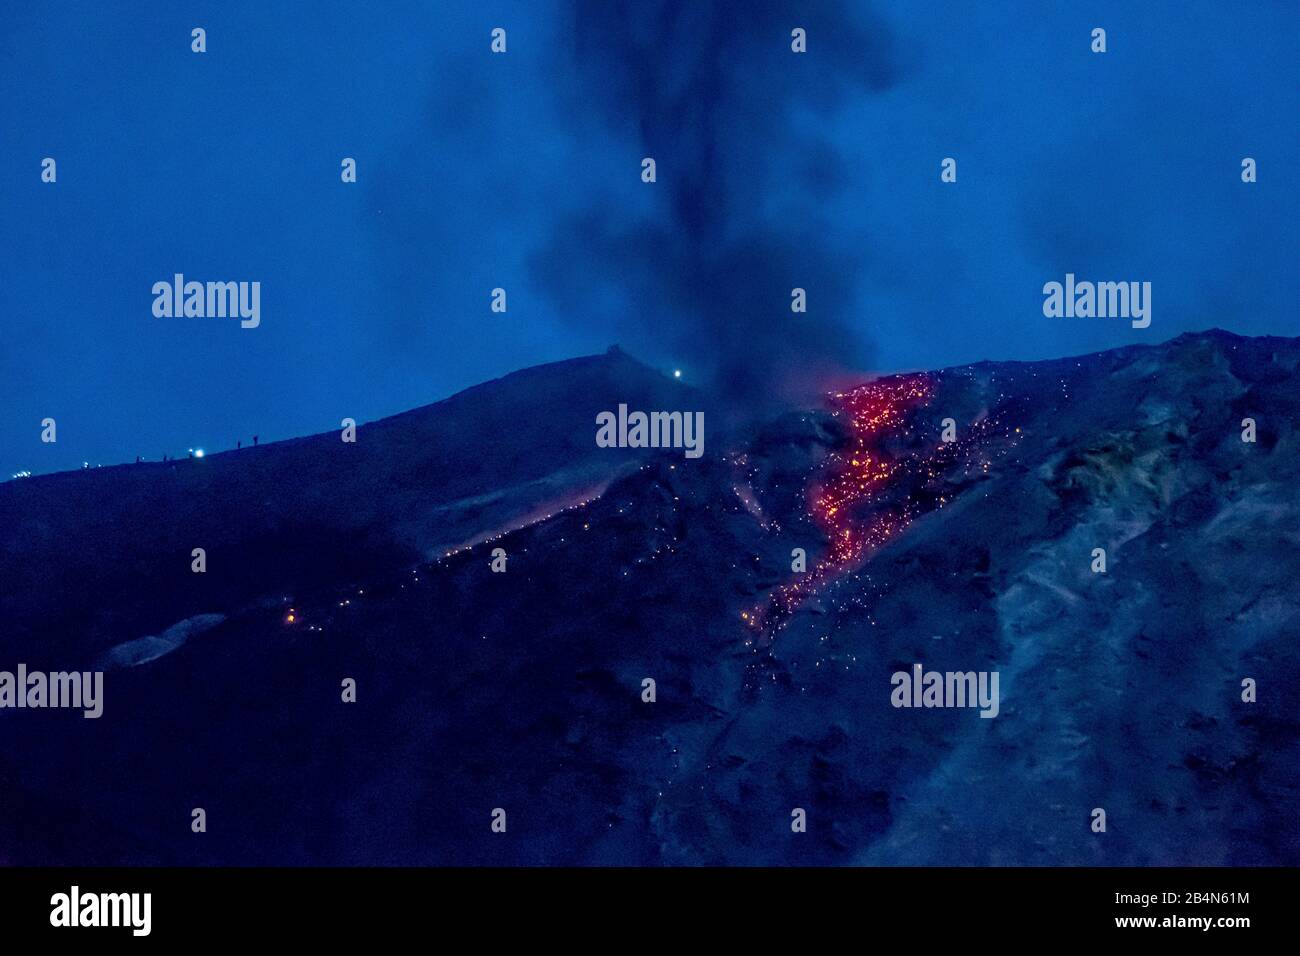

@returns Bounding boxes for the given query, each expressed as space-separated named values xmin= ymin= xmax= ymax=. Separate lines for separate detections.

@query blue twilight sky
xmin=1 ymin=1 xmax=1297 ymax=477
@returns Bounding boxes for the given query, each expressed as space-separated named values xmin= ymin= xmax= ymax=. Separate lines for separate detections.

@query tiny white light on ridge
xmin=673 ymin=369 xmax=682 ymax=378
xmin=195 ymin=449 xmax=205 ymax=458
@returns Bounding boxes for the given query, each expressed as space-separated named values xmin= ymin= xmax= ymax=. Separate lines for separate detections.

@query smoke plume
xmin=532 ymin=0 xmax=910 ymax=411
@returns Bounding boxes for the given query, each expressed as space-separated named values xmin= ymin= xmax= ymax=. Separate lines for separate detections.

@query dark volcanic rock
xmin=1 ymin=331 xmax=1297 ymax=865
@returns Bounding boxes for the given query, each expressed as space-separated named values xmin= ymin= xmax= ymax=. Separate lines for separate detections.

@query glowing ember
xmin=746 ymin=375 xmax=932 ymax=631
xmin=747 ymin=372 xmax=1021 ymax=636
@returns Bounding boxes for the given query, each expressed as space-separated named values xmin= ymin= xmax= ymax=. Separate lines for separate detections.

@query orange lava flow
xmin=745 ymin=374 xmax=932 ymax=632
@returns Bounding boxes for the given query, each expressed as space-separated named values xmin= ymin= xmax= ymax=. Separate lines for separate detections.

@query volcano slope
xmin=1 ymin=329 xmax=1296 ymax=865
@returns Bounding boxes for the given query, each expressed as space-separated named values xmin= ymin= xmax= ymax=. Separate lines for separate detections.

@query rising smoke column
xmin=532 ymin=0 xmax=910 ymax=412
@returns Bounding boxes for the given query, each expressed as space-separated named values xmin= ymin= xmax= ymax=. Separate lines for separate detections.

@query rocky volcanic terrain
xmin=1 ymin=330 xmax=1297 ymax=865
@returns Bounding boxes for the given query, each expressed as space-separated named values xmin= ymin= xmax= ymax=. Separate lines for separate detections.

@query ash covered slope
xmin=2 ymin=331 xmax=1297 ymax=865
xmin=721 ymin=329 xmax=1300 ymax=865
xmin=0 ymin=347 xmax=697 ymax=664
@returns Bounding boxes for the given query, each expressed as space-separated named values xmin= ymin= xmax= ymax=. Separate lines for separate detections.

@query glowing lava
xmin=745 ymin=371 xmax=1022 ymax=637
xmin=746 ymin=374 xmax=933 ymax=632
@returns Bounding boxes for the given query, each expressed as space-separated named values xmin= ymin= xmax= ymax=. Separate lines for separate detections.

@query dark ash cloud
xmin=532 ymin=0 xmax=911 ymax=411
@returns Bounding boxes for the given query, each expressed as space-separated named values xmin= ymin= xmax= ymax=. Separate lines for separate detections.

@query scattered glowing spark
xmin=747 ymin=374 xmax=1025 ymax=637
